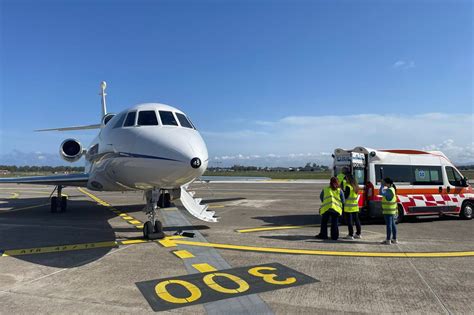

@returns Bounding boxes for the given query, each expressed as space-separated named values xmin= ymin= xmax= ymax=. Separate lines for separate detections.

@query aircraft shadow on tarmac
xmin=0 ymin=196 xmax=117 ymax=268
xmin=253 ymin=214 xmax=322 ymax=226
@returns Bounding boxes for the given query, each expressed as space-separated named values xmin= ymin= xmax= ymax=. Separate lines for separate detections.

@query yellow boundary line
xmin=0 ymin=236 xmax=187 ymax=257
xmin=77 ymin=188 xmax=143 ymax=230
xmin=167 ymin=239 xmax=474 ymax=258
xmin=237 ymin=225 xmax=319 ymax=233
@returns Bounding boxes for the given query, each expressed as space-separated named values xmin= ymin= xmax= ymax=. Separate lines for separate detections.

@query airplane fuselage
xmin=84 ymin=103 xmax=208 ymax=191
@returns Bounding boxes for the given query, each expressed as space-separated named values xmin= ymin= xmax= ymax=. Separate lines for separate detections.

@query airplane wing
xmin=35 ymin=124 xmax=101 ymax=132
xmin=0 ymin=173 xmax=89 ymax=187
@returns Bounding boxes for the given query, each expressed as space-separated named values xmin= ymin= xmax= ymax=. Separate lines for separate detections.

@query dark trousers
xmin=345 ymin=212 xmax=361 ymax=236
xmin=320 ymin=210 xmax=340 ymax=240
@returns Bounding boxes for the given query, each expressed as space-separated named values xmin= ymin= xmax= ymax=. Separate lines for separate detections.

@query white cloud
xmin=203 ymin=113 xmax=474 ymax=166
xmin=392 ymin=60 xmax=416 ymax=70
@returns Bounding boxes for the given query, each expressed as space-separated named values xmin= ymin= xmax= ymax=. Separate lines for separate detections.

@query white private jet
xmin=0 ymin=82 xmax=217 ymax=239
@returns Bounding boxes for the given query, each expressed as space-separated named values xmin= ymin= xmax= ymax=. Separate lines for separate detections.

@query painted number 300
xmin=155 ymin=266 xmax=296 ymax=304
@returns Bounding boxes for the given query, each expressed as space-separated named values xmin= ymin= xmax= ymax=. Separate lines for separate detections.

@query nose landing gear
xmin=143 ymin=189 xmax=166 ymax=240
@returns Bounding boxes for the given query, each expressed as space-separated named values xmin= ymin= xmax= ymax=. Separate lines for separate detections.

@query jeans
xmin=345 ymin=212 xmax=361 ymax=236
xmin=320 ymin=210 xmax=340 ymax=240
xmin=384 ymin=214 xmax=397 ymax=240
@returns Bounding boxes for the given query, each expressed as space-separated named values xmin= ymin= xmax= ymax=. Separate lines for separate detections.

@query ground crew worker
xmin=336 ymin=167 xmax=349 ymax=192
xmin=380 ymin=177 xmax=398 ymax=245
xmin=343 ymin=174 xmax=361 ymax=239
xmin=315 ymin=177 xmax=344 ymax=240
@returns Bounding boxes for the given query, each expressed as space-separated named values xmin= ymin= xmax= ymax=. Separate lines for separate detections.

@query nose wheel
xmin=143 ymin=189 xmax=165 ymax=240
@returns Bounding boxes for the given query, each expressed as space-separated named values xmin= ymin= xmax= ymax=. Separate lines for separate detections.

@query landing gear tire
xmin=60 ymin=196 xmax=68 ymax=212
xmin=51 ymin=197 xmax=58 ymax=213
xmin=143 ymin=221 xmax=153 ymax=239
xmin=154 ymin=220 xmax=163 ymax=233
xmin=158 ymin=193 xmax=171 ymax=208
xmin=460 ymin=202 xmax=473 ymax=220
xmin=143 ymin=220 xmax=165 ymax=240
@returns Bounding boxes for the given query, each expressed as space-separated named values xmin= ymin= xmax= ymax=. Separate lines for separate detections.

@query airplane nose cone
xmin=190 ymin=157 xmax=202 ymax=169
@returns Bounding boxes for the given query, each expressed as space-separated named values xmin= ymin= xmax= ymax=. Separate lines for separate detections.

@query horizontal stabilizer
xmin=35 ymin=124 xmax=101 ymax=132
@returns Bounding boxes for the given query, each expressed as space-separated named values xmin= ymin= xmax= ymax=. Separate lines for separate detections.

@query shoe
xmin=354 ymin=234 xmax=361 ymax=239
xmin=392 ymin=239 xmax=398 ymax=244
xmin=343 ymin=235 xmax=354 ymax=240
xmin=315 ymin=234 xmax=328 ymax=240
xmin=381 ymin=239 xmax=391 ymax=245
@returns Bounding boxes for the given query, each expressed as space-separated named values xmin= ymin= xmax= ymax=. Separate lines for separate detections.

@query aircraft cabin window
xmin=176 ymin=113 xmax=194 ymax=129
xmin=137 ymin=110 xmax=159 ymax=126
xmin=124 ymin=111 xmax=137 ymax=127
xmin=159 ymin=111 xmax=178 ymax=126
xmin=113 ymin=113 xmax=127 ymax=129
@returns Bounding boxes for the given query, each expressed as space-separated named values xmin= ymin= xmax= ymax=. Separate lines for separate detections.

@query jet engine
xmin=60 ymin=138 xmax=84 ymax=162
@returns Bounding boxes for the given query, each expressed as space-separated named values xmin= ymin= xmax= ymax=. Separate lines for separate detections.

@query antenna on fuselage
xmin=100 ymin=81 xmax=107 ymax=118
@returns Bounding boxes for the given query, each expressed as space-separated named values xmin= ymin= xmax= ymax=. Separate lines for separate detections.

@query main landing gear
xmin=50 ymin=185 xmax=67 ymax=213
xmin=142 ymin=189 xmax=168 ymax=240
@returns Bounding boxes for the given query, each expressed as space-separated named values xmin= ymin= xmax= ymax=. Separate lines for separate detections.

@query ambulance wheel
xmin=460 ymin=202 xmax=473 ymax=220
xmin=395 ymin=205 xmax=404 ymax=224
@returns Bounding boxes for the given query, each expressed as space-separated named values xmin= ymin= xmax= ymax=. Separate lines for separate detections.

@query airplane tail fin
xmin=36 ymin=81 xmax=109 ymax=132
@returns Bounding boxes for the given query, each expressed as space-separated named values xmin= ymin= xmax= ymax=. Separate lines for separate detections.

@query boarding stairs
xmin=180 ymin=184 xmax=218 ymax=222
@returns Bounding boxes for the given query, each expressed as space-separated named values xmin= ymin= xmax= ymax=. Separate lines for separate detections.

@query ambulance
xmin=333 ymin=147 xmax=474 ymax=222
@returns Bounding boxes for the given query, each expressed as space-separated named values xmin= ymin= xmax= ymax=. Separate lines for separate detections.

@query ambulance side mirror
xmin=461 ymin=177 xmax=469 ymax=187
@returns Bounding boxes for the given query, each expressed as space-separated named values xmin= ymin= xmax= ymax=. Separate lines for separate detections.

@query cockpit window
xmin=112 ymin=113 xmax=127 ymax=129
xmin=137 ymin=110 xmax=159 ymax=126
xmin=159 ymin=111 xmax=178 ymax=126
xmin=176 ymin=113 xmax=194 ymax=129
xmin=123 ymin=111 xmax=136 ymax=127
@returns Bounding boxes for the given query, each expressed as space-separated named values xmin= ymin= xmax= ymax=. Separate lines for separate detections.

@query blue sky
xmin=0 ymin=0 xmax=472 ymax=166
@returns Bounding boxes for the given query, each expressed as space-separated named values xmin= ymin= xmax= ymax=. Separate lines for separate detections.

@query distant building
xmin=0 ymin=170 xmax=11 ymax=175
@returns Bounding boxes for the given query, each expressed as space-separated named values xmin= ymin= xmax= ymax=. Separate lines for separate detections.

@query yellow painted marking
xmin=9 ymin=193 xmax=20 ymax=199
xmin=192 ymin=263 xmax=217 ymax=273
xmin=77 ymin=188 xmax=110 ymax=206
xmin=159 ymin=239 xmax=178 ymax=248
xmin=170 ymin=239 xmax=474 ymax=258
xmin=77 ymin=188 xmax=145 ymax=228
xmin=2 ymin=241 xmax=118 ymax=257
xmin=203 ymin=272 xmax=249 ymax=294
xmin=163 ymin=207 xmax=178 ymax=211
xmin=9 ymin=203 xmax=50 ymax=211
xmin=173 ymin=250 xmax=195 ymax=259
xmin=237 ymin=224 xmax=319 ymax=233
xmin=120 ymin=239 xmax=148 ymax=245
xmin=155 ymin=280 xmax=202 ymax=304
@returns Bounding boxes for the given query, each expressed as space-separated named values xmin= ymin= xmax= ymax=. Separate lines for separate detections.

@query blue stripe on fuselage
xmin=118 ymin=152 xmax=182 ymax=162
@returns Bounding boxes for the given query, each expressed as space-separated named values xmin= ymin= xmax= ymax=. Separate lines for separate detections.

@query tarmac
xmin=0 ymin=182 xmax=473 ymax=314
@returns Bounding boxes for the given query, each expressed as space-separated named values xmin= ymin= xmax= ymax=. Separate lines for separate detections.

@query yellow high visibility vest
xmin=337 ymin=173 xmax=345 ymax=188
xmin=382 ymin=187 xmax=398 ymax=215
xmin=344 ymin=184 xmax=359 ymax=213
xmin=320 ymin=187 xmax=342 ymax=216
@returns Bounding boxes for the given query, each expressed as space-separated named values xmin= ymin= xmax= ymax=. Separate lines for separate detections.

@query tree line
xmin=0 ymin=165 xmax=85 ymax=173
